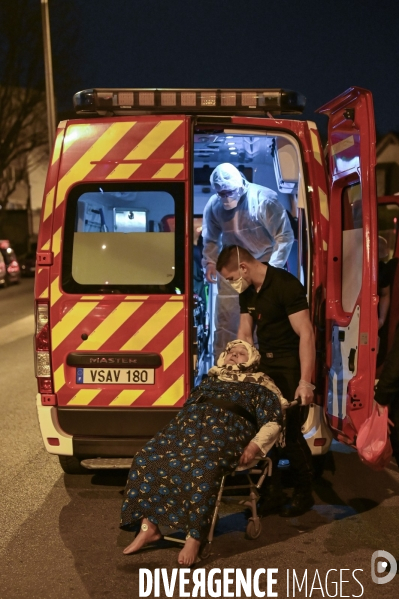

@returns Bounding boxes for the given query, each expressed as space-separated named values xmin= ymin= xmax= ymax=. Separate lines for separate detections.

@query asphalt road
xmin=1 ymin=279 xmax=399 ymax=598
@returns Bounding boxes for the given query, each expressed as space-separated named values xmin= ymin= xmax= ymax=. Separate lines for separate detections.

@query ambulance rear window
xmin=62 ymin=183 xmax=185 ymax=294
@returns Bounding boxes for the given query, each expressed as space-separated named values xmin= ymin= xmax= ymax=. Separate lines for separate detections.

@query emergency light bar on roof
xmin=73 ymin=88 xmax=306 ymax=117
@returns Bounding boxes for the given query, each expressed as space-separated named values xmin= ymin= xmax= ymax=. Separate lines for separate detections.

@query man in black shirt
xmin=375 ymin=322 xmax=399 ymax=466
xmin=216 ymin=245 xmax=315 ymax=517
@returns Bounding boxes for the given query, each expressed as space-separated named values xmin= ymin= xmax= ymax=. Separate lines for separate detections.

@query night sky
xmin=49 ymin=0 xmax=399 ymax=137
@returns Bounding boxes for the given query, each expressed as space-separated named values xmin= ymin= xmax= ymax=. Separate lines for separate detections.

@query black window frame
xmin=62 ymin=181 xmax=185 ymax=295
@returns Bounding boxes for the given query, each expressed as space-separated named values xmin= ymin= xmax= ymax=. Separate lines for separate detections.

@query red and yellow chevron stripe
xmin=36 ymin=115 xmax=190 ymax=408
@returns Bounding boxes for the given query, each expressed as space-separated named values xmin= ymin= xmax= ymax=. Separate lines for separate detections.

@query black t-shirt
xmin=239 ymin=264 xmax=309 ymax=357
xmin=379 ymin=258 xmax=398 ymax=289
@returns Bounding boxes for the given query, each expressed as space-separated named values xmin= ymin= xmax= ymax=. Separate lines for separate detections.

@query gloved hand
xmin=205 ymin=263 xmax=217 ymax=284
xmin=294 ymin=380 xmax=315 ymax=406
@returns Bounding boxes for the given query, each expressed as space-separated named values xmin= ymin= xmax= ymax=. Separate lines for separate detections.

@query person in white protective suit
xmin=202 ymin=163 xmax=294 ymax=360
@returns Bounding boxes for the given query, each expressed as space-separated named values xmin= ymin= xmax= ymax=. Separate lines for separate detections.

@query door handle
xmin=348 ymin=348 xmax=356 ymax=372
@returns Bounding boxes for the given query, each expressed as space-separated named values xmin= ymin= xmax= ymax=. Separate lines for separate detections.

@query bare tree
xmin=0 ymin=0 xmax=78 ymax=209
xmin=0 ymin=0 xmax=49 ymax=207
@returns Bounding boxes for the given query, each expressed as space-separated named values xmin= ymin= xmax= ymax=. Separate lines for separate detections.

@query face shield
xmin=217 ymin=189 xmax=241 ymax=210
xmin=210 ymin=163 xmax=247 ymax=210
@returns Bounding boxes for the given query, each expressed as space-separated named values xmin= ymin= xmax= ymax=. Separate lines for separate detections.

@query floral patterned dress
xmin=120 ymin=378 xmax=282 ymax=541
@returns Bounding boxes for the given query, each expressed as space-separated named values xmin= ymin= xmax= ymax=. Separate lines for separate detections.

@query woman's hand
xmin=239 ymin=441 xmax=260 ymax=466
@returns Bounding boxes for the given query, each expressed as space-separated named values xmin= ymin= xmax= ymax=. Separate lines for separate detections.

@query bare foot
xmin=123 ymin=519 xmax=162 ymax=555
xmin=178 ymin=536 xmax=201 ymax=566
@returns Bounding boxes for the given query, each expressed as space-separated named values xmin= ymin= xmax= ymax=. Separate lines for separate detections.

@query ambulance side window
xmin=341 ymin=182 xmax=363 ymax=313
xmin=62 ymin=183 xmax=185 ymax=294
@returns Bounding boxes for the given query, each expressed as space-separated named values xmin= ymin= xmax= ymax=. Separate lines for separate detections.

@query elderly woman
xmin=120 ymin=340 xmax=285 ymax=565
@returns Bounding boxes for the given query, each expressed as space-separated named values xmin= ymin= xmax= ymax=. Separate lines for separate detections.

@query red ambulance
xmin=34 ymin=87 xmax=398 ymax=473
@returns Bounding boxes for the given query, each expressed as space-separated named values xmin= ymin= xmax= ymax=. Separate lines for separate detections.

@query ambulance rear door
xmin=317 ymin=87 xmax=379 ymax=445
xmin=46 ymin=115 xmax=192 ymax=444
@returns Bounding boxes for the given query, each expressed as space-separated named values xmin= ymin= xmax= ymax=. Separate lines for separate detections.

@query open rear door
xmin=317 ymin=87 xmax=379 ymax=445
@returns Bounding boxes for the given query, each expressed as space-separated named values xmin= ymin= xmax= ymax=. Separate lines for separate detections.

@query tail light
xmin=35 ymin=302 xmax=53 ymax=396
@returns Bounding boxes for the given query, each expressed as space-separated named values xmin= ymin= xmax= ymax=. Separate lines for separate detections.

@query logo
xmin=371 ymin=550 xmax=397 ymax=584
xmin=89 ymin=357 xmax=138 ymax=364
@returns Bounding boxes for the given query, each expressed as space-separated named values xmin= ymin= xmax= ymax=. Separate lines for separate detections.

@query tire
xmin=245 ymin=518 xmax=262 ymax=540
xmin=59 ymin=455 xmax=91 ymax=474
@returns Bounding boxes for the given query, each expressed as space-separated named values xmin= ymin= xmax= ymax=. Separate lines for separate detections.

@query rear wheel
xmin=59 ymin=455 xmax=91 ymax=474
xmin=245 ymin=518 xmax=262 ymax=540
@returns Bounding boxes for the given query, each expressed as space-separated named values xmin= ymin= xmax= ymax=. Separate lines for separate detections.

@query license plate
xmin=76 ymin=368 xmax=155 ymax=385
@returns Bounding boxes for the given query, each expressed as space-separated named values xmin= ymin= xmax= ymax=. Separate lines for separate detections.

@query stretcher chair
xmin=163 ymin=456 xmax=273 ymax=559
xmin=162 ymin=399 xmax=299 ymax=558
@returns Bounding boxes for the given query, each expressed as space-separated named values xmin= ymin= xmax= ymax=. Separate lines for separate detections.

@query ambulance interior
xmin=192 ymin=129 xmax=308 ymax=380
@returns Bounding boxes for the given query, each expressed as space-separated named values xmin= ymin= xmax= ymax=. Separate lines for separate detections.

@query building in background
xmin=376 ymin=132 xmax=399 ymax=197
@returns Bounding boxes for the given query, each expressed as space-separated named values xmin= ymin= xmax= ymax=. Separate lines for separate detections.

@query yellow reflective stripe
xmin=152 ymin=163 xmax=184 ymax=179
xmin=52 ymin=302 xmax=99 ymax=350
xmin=54 ymin=365 xmax=65 ymax=393
xmin=310 ymin=130 xmax=322 ymax=165
xmin=109 ymin=390 xmax=145 ymax=406
xmin=331 ymin=135 xmax=355 ymax=156
xmin=81 ymin=296 xmax=104 ymax=300
xmin=170 ymin=296 xmax=183 ymax=300
xmin=55 ymin=122 xmax=136 ymax=208
xmin=51 ymin=130 xmax=64 ymax=165
xmin=161 ymin=332 xmax=184 ymax=371
xmin=323 ymin=240 xmax=328 ymax=251
xmin=39 ymin=287 xmax=49 ymax=299
xmin=121 ymin=302 xmax=183 ymax=351
xmin=67 ymin=389 xmax=102 ymax=406
xmin=52 ymin=227 xmax=62 ymax=257
xmin=153 ymin=376 xmax=184 ymax=406
xmin=63 ymin=124 xmax=96 ymax=153
xmin=43 ymin=188 xmax=55 ymax=222
xmin=318 ymin=187 xmax=329 ymax=221
xmin=78 ymin=302 xmax=143 ymax=350
xmin=170 ymin=146 xmax=184 ymax=159
xmin=125 ymin=296 xmax=149 ymax=300
xmin=50 ymin=276 xmax=62 ymax=307
xmin=106 ymin=163 xmax=142 ymax=179
xmin=124 ymin=121 xmax=183 ymax=160
xmin=41 ymin=239 xmax=50 ymax=251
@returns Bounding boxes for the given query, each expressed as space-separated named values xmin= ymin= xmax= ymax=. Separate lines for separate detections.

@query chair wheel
xmin=246 ymin=518 xmax=262 ymax=539
xmin=199 ymin=542 xmax=212 ymax=559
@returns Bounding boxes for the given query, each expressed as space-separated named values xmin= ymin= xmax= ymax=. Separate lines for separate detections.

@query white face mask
xmin=229 ymin=275 xmax=249 ymax=294
xmin=229 ymin=247 xmax=249 ymax=293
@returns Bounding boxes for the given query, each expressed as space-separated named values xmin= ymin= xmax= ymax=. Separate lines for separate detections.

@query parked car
xmin=0 ymin=246 xmax=21 ymax=285
xmin=0 ymin=252 xmax=7 ymax=287
xmin=20 ymin=250 xmax=36 ymax=277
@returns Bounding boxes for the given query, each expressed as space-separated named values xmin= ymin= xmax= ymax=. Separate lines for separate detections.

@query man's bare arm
xmin=237 ymin=313 xmax=255 ymax=345
xmin=288 ymin=309 xmax=315 ymax=405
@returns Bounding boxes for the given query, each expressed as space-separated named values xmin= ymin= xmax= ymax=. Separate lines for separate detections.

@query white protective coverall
xmin=202 ymin=163 xmax=294 ymax=360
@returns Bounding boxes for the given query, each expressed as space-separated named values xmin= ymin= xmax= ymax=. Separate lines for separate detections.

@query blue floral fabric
xmin=120 ymin=378 xmax=282 ymax=540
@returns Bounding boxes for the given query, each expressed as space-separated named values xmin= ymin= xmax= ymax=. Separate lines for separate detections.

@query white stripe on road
xmin=0 ymin=314 xmax=34 ymax=346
